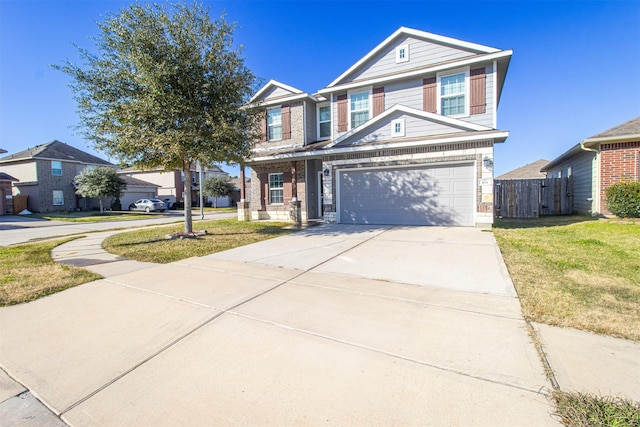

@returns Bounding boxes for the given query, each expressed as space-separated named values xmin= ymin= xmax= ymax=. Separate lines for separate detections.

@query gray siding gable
xmin=338 ymin=35 xmax=479 ymax=85
xmin=335 ymin=110 xmax=469 ymax=147
xmin=258 ymin=85 xmax=297 ymax=101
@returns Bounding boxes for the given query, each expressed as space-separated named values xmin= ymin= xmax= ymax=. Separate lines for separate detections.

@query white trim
xmin=328 ymin=104 xmax=490 ymax=148
xmin=395 ymin=44 xmax=409 ymax=63
xmin=250 ymin=79 xmax=303 ymax=103
xmin=318 ymin=50 xmax=512 ymax=95
xmin=316 ymin=102 xmax=331 ymax=140
xmin=437 ymin=67 xmax=470 ymax=118
xmin=268 ymin=172 xmax=284 ymax=205
xmin=317 ymin=170 xmax=323 ymax=217
xmin=255 ymin=93 xmax=311 ymax=108
xmin=347 ymin=87 xmax=373 ymax=131
xmin=492 ymin=60 xmax=498 ymax=129
xmin=248 ymin=130 xmax=509 ymax=163
xmin=327 ymin=27 xmax=500 ymax=88
xmin=391 ymin=118 xmax=405 ymax=137
xmin=302 ymin=100 xmax=307 ymax=145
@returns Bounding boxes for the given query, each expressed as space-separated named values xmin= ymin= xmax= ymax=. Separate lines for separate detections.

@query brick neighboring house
xmin=246 ymin=27 xmax=512 ymax=227
xmin=0 ymin=171 xmax=18 ymax=215
xmin=118 ymin=164 xmax=229 ymax=206
xmin=541 ymin=117 xmax=640 ymax=215
xmin=0 ymin=140 xmax=113 ymax=213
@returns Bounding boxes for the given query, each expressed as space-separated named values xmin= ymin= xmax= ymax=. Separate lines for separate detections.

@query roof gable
xmin=329 ymin=105 xmax=491 ymax=148
xmin=327 ymin=27 xmax=500 ymax=88
xmin=249 ymin=79 xmax=304 ymax=103
xmin=0 ymin=140 xmax=112 ymax=166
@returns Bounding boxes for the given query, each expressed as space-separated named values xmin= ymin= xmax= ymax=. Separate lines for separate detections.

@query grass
xmin=102 ymin=218 xmax=294 ymax=263
xmin=493 ymin=216 xmax=640 ymax=341
xmin=29 ymin=211 xmax=157 ymax=222
xmin=0 ymin=238 xmax=102 ymax=306
xmin=553 ymin=391 xmax=640 ymax=427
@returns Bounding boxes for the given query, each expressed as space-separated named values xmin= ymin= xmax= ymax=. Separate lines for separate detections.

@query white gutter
xmin=247 ymin=131 xmax=509 ymax=163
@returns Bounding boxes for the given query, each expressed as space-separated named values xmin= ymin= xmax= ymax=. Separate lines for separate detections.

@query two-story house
xmin=246 ymin=27 xmax=512 ymax=227
xmin=0 ymin=140 xmax=114 ymax=212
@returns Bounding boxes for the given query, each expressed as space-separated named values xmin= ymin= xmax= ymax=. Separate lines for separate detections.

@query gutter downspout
xmin=580 ymin=141 xmax=600 ymax=215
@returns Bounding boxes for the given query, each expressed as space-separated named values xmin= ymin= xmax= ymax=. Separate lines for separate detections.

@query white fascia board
xmin=326 ymin=104 xmax=490 ymax=148
xmin=319 ymin=50 xmax=513 ymax=95
xmin=248 ymin=131 xmax=509 ymax=163
xmin=583 ymin=134 xmax=640 ymax=146
xmin=326 ymin=27 xmax=501 ymax=88
xmin=249 ymin=79 xmax=304 ymax=103
xmin=256 ymin=93 xmax=312 ymax=107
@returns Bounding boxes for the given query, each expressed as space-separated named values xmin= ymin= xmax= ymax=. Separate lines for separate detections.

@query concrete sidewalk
xmin=1 ymin=225 xmax=638 ymax=426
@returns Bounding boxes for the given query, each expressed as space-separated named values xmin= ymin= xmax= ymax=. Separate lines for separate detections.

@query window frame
xmin=52 ymin=190 xmax=64 ymax=206
xmin=347 ymin=87 xmax=372 ymax=130
xmin=268 ymin=173 xmax=284 ymax=205
xmin=267 ymin=107 xmax=283 ymax=141
xmin=391 ymin=118 xmax=405 ymax=138
xmin=51 ymin=160 xmax=62 ymax=176
xmin=317 ymin=103 xmax=332 ymax=140
xmin=395 ymin=44 xmax=409 ymax=63
xmin=437 ymin=67 xmax=470 ymax=118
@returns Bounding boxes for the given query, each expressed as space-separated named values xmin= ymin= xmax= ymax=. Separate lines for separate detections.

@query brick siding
xmin=599 ymin=141 xmax=640 ymax=215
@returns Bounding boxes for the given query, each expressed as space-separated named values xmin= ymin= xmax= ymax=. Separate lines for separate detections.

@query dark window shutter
xmin=259 ymin=173 xmax=268 ymax=209
xmin=373 ymin=87 xmax=385 ymax=117
xmin=422 ymin=77 xmax=436 ymax=113
xmin=259 ymin=112 xmax=267 ymax=142
xmin=337 ymin=94 xmax=348 ymax=132
xmin=470 ymin=68 xmax=486 ymax=115
xmin=282 ymin=105 xmax=291 ymax=139
xmin=283 ymin=171 xmax=292 ymax=205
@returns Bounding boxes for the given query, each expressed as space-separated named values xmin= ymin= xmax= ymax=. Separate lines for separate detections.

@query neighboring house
xmin=118 ymin=164 xmax=228 ymax=206
xmin=246 ymin=27 xmax=512 ymax=227
xmin=495 ymin=159 xmax=549 ymax=180
xmin=0 ymin=172 xmax=18 ymax=215
xmin=119 ymin=175 xmax=161 ymax=209
xmin=230 ymin=177 xmax=251 ymax=206
xmin=0 ymin=140 xmax=113 ymax=212
xmin=541 ymin=117 xmax=640 ymax=215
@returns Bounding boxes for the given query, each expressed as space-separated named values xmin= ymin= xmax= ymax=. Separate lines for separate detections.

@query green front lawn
xmin=102 ymin=218 xmax=294 ymax=263
xmin=0 ymin=238 xmax=102 ymax=306
xmin=29 ymin=211 xmax=157 ymax=222
xmin=493 ymin=217 xmax=640 ymax=341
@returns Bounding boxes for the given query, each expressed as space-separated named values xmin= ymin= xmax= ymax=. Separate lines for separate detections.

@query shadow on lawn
xmin=494 ymin=215 xmax=599 ymax=229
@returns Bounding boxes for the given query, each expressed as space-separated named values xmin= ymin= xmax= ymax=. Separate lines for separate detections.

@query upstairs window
xmin=51 ymin=160 xmax=62 ymax=176
xmin=267 ymin=107 xmax=282 ymax=141
xmin=438 ymin=70 xmax=469 ymax=117
xmin=268 ymin=173 xmax=284 ymax=204
xmin=318 ymin=104 xmax=331 ymax=139
xmin=395 ymin=44 xmax=409 ymax=63
xmin=349 ymin=90 xmax=370 ymax=129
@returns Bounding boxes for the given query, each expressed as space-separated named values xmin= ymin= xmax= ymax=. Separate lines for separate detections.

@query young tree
xmin=203 ymin=175 xmax=235 ymax=208
xmin=75 ymin=167 xmax=127 ymax=213
xmin=56 ymin=3 xmax=262 ymax=232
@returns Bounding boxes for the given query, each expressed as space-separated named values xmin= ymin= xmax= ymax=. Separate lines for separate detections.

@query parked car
xmin=128 ymin=199 xmax=166 ymax=212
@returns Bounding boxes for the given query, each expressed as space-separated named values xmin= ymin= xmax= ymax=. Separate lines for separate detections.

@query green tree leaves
xmin=74 ymin=167 xmax=126 ymax=213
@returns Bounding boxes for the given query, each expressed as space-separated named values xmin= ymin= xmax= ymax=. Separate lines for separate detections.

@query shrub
xmin=605 ymin=181 xmax=640 ymax=218
xmin=111 ymin=198 xmax=122 ymax=211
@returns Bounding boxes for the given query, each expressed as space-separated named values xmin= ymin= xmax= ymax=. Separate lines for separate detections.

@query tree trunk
xmin=214 ymin=197 xmax=217 ymax=208
xmin=99 ymin=198 xmax=104 ymax=213
xmin=183 ymin=161 xmax=193 ymax=233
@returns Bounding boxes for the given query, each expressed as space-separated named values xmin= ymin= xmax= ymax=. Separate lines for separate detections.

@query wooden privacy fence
xmin=494 ymin=177 xmax=573 ymax=218
xmin=12 ymin=195 xmax=28 ymax=214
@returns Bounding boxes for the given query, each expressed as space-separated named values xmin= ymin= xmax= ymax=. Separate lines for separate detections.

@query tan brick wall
xmin=599 ymin=141 xmax=640 ymax=215
xmin=250 ymin=160 xmax=307 ymax=222
xmin=253 ymin=102 xmax=305 ymax=151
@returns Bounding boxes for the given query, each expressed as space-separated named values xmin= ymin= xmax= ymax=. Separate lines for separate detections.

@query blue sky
xmin=1 ymin=0 xmax=639 ymax=177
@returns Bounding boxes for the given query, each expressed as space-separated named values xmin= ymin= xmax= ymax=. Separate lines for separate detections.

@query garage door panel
xmin=339 ymin=165 xmax=474 ymax=226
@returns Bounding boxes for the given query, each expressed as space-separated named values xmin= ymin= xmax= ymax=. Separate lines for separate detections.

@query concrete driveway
xmin=0 ymin=225 xmax=559 ymax=426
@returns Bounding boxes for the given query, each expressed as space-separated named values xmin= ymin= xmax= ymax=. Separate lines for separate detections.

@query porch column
xmin=237 ymin=164 xmax=250 ymax=221
xmin=289 ymin=161 xmax=301 ymax=224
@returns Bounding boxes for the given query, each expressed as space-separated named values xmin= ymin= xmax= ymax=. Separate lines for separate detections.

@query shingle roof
xmin=587 ymin=116 xmax=640 ymax=140
xmin=0 ymin=172 xmax=18 ymax=181
xmin=496 ymin=159 xmax=549 ymax=180
xmin=119 ymin=175 xmax=160 ymax=187
xmin=0 ymin=140 xmax=112 ymax=166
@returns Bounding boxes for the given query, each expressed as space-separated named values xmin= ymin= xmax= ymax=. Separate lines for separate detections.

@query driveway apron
xmin=0 ymin=225 xmax=559 ymax=426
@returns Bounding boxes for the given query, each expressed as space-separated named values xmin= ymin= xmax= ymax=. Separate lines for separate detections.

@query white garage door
xmin=338 ymin=164 xmax=474 ymax=226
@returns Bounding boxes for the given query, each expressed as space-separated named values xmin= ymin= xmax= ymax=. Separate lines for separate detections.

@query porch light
xmin=483 ymin=156 xmax=493 ymax=169
xmin=323 ymin=168 xmax=330 ymax=177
